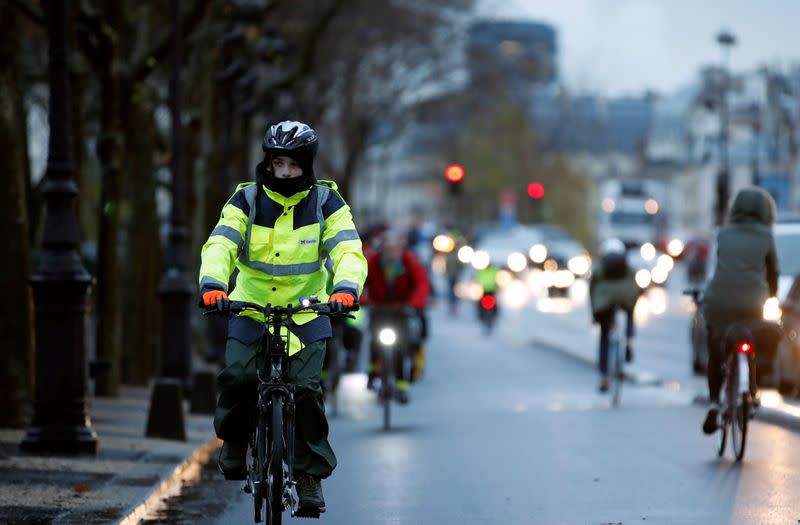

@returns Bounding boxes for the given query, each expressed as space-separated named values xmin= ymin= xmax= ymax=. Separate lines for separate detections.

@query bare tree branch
xmin=260 ymin=0 xmax=348 ymax=99
xmin=9 ymin=0 xmax=44 ymax=25
xmin=127 ymin=0 xmax=209 ymax=82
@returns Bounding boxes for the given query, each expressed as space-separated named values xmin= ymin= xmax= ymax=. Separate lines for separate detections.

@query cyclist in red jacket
xmin=361 ymin=229 xmax=430 ymax=401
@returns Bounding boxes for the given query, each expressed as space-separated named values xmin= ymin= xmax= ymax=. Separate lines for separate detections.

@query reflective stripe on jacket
xmin=199 ymin=180 xmax=368 ymax=355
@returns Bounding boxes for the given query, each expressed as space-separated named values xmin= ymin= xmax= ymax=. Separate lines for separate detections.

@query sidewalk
xmin=0 ymin=386 xmax=219 ymax=525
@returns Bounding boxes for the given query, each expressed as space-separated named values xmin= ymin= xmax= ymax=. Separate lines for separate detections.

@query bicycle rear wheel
xmin=612 ymin=335 xmax=623 ymax=406
xmin=731 ymin=393 xmax=749 ymax=461
xmin=268 ymin=395 xmax=285 ymax=525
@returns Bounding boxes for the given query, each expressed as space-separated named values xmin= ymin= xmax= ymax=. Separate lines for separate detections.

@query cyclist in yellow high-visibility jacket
xmin=198 ymin=121 xmax=367 ymax=513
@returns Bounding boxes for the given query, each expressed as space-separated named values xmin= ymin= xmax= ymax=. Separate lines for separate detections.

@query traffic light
xmin=527 ymin=182 xmax=544 ymax=199
xmin=445 ymin=164 xmax=464 ymax=195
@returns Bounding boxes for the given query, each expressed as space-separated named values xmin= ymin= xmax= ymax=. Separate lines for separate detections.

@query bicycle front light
xmin=763 ymin=297 xmax=782 ymax=322
xmin=378 ymin=327 xmax=397 ymax=346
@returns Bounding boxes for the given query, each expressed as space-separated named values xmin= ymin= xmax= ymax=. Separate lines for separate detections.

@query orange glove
xmin=202 ymin=290 xmax=230 ymax=311
xmin=329 ymin=292 xmax=355 ymax=312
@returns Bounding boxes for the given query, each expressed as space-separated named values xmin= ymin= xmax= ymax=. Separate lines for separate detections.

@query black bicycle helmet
xmin=262 ymin=120 xmax=319 ymax=161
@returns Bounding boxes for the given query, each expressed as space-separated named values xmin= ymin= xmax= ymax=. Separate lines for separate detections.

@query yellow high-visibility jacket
xmin=199 ymin=180 xmax=368 ymax=354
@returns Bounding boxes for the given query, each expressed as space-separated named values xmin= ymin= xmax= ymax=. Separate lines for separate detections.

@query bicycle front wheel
xmin=731 ymin=393 xmax=749 ymax=462
xmin=381 ymin=348 xmax=392 ymax=431
xmin=255 ymin=420 xmax=267 ymax=522
xmin=269 ymin=395 xmax=285 ymax=525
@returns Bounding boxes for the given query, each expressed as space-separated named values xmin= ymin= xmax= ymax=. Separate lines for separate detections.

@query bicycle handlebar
xmin=203 ymin=296 xmax=359 ymax=319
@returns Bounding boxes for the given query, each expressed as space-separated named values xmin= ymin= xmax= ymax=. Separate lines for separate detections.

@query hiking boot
xmin=218 ymin=439 xmax=247 ymax=480
xmin=395 ymin=388 xmax=409 ymax=404
xmin=598 ymin=375 xmax=610 ymax=393
xmin=296 ymin=473 xmax=326 ymax=512
xmin=703 ymin=403 xmax=720 ymax=434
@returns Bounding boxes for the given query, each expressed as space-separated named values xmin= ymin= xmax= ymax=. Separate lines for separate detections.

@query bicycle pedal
xmin=222 ymin=470 xmax=247 ymax=481
xmin=294 ymin=508 xmax=323 ymax=518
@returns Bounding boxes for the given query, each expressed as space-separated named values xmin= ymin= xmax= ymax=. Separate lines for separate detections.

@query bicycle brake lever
xmin=202 ymin=308 xmax=232 ymax=317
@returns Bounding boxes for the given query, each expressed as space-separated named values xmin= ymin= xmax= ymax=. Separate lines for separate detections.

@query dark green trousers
xmin=214 ymin=338 xmax=337 ymax=479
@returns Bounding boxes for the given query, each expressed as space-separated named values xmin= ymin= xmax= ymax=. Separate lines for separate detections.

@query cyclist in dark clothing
xmin=589 ymin=239 xmax=641 ymax=393
xmin=702 ymin=187 xmax=779 ymax=434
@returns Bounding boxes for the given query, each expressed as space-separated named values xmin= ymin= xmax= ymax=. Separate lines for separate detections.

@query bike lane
xmin=143 ymin=299 xmax=800 ymax=524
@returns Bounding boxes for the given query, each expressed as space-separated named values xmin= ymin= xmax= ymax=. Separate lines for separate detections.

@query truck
xmin=598 ymin=179 xmax=666 ymax=248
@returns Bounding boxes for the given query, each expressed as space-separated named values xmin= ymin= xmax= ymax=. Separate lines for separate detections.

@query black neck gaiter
xmin=256 ymin=161 xmax=314 ymax=197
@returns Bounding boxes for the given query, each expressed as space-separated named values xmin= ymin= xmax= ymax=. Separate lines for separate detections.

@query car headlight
xmin=640 ymin=243 xmax=656 ymax=262
xmin=763 ymin=297 xmax=782 ymax=322
xmin=656 ymin=254 xmax=674 ymax=272
xmin=529 ymin=244 xmax=547 ymax=264
xmin=457 ymin=245 xmax=474 ymax=264
xmin=651 ymin=265 xmax=669 ymax=285
xmin=432 ymin=234 xmax=455 ymax=253
xmin=667 ymin=239 xmax=685 ymax=257
xmin=507 ymin=252 xmax=528 ymax=273
xmin=378 ymin=327 xmax=398 ymax=346
xmin=635 ymin=269 xmax=651 ymax=289
xmin=567 ymin=255 xmax=591 ymax=276
xmin=552 ymin=270 xmax=576 ymax=289
xmin=471 ymin=250 xmax=490 ymax=270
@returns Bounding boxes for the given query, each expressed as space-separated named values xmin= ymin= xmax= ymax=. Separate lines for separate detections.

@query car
xmin=474 ymin=224 xmax=546 ymax=272
xmin=690 ymin=219 xmax=800 ymax=380
xmin=775 ymin=275 xmax=800 ymax=393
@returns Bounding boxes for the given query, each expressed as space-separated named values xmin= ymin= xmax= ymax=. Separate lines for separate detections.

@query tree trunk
xmin=0 ymin=4 xmax=35 ymax=427
xmin=120 ymin=94 xmax=162 ymax=385
xmin=94 ymin=0 xmax=125 ymax=396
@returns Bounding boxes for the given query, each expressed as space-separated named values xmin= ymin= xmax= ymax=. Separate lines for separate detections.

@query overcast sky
xmin=476 ymin=0 xmax=800 ymax=97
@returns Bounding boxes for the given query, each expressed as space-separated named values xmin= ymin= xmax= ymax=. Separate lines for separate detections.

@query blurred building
xmin=643 ymin=65 xmax=800 ymax=238
xmin=467 ymin=20 xmax=557 ymax=95
xmin=357 ymin=19 xmax=800 ymax=241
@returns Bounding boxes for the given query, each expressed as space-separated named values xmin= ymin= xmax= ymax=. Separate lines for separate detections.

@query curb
xmin=692 ymin=395 xmax=800 ymax=433
xmin=532 ymin=338 xmax=663 ymax=387
xmin=116 ymin=437 xmax=221 ymax=525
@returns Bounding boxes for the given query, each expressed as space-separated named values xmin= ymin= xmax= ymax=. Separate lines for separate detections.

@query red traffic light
xmin=445 ymin=164 xmax=465 ymax=183
xmin=527 ymin=182 xmax=544 ymax=199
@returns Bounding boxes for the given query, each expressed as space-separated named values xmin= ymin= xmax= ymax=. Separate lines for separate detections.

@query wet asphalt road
xmin=144 ymin=279 xmax=800 ymax=525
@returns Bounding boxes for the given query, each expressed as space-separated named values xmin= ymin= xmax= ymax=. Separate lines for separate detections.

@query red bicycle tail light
xmin=480 ymin=295 xmax=496 ymax=310
xmin=738 ymin=342 xmax=752 ymax=353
